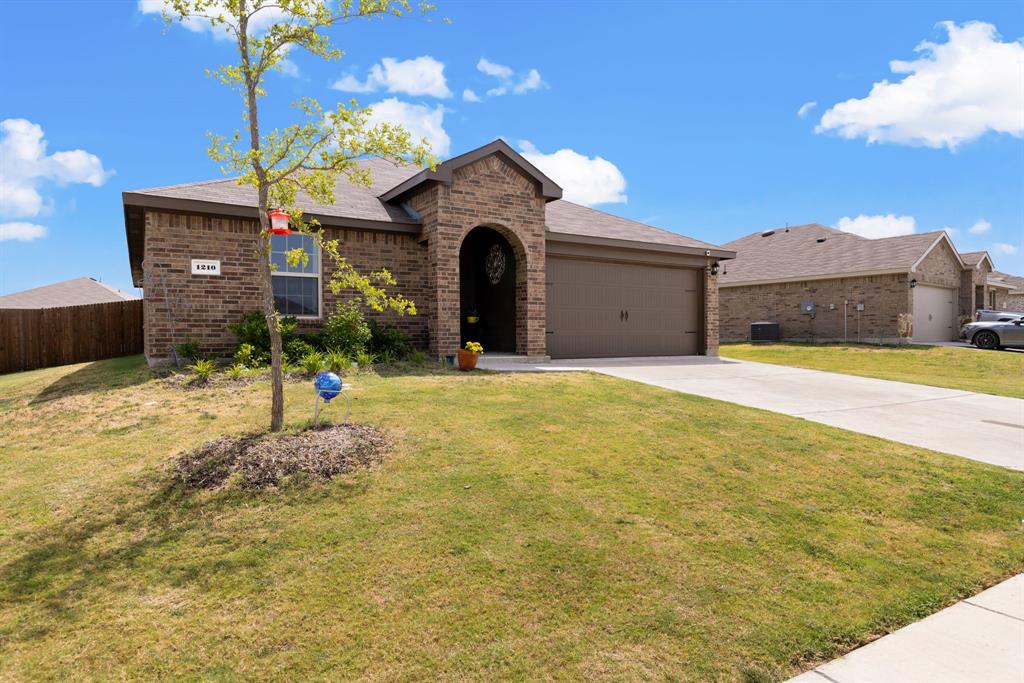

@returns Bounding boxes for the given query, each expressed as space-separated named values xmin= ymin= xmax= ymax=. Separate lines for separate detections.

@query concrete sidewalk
xmin=788 ymin=574 xmax=1024 ymax=683
xmin=479 ymin=356 xmax=1024 ymax=470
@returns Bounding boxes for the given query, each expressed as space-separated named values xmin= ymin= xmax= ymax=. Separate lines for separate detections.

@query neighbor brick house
xmin=718 ymin=224 xmax=972 ymax=343
xmin=124 ymin=140 xmax=734 ymax=364
xmin=987 ymin=271 xmax=1024 ymax=311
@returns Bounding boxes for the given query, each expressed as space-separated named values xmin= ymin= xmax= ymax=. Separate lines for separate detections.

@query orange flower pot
xmin=457 ymin=349 xmax=479 ymax=371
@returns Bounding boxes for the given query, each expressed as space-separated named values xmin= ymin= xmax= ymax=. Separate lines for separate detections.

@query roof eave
xmin=546 ymin=231 xmax=735 ymax=259
xmin=719 ymin=268 xmax=907 ymax=288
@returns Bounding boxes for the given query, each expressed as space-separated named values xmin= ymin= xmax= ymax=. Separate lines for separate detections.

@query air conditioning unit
xmin=750 ymin=321 xmax=780 ymax=343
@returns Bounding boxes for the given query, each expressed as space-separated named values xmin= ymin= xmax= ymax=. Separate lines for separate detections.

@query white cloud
xmin=138 ymin=0 xmax=285 ymax=40
xmin=366 ymin=98 xmax=450 ymax=156
xmin=835 ymin=214 xmax=916 ymax=238
xmin=331 ymin=56 xmax=451 ymax=98
xmin=0 ymin=118 xmax=111 ymax=219
xmin=518 ymin=140 xmax=627 ymax=206
xmin=968 ymin=219 xmax=991 ymax=234
xmin=817 ymin=21 xmax=1024 ymax=150
xmin=0 ymin=222 xmax=47 ymax=242
xmin=477 ymin=58 xmax=513 ymax=79
xmin=476 ymin=58 xmax=546 ymax=98
xmin=277 ymin=58 xmax=300 ymax=78
xmin=797 ymin=101 xmax=817 ymax=118
xmin=462 ymin=88 xmax=481 ymax=103
xmin=993 ymin=242 xmax=1018 ymax=255
xmin=513 ymin=69 xmax=544 ymax=94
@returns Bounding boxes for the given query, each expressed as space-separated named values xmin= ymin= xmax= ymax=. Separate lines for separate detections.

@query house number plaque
xmin=191 ymin=259 xmax=222 ymax=276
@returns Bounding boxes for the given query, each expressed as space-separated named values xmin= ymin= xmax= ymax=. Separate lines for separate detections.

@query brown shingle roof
xmin=989 ymin=271 xmax=1022 ymax=291
xmin=959 ymin=251 xmax=993 ymax=268
xmin=123 ymin=145 xmax=731 ymax=287
xmin=0 ymin=277 xmax=138 ymax=309
xmin=720 ymin=224 xmax=955 ymax=286
xmin=125 ymin=157 xmax=421 ymax=226
xmin=545 ymin=200 xmax=723 ymax=251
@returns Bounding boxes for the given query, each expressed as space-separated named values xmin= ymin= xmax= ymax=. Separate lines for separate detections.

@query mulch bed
xmin=174 ymin=424 xmax=389 ymax=489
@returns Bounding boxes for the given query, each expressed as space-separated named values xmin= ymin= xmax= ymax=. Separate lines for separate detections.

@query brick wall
xmin=703 ymin=268 xmax=719 ymax=356
xmin=912 ymin=238 xmax=962 ymax=326
xmin=407 ymin=154 xmax=548 ymax=357
xmin=719 ymin=273 xmax=911 ymax=343
xmin=995 ymin=291 xmax=1024 ymax=312
xmin=141 ymin=211 xmax=429 ymax=363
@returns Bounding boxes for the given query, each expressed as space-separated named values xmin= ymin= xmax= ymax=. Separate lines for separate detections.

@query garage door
xmin=546 ymin=257 xmax=701 ymax=358
xmin=912 ymin=284 xmax=956 ymax=342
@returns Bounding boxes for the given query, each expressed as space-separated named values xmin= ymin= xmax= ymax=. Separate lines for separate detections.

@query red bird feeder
xmin=267 ymin=209 xmax=292 ymax=235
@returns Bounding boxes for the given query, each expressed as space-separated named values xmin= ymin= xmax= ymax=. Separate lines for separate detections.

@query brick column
xmin=703 ymin=267 xmax=720 ymax=356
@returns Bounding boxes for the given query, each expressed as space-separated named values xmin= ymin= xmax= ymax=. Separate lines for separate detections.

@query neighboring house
xmin=0 ymin=277 xmax=139 ymax=309
xmin=123 ymin=140 xmax=734 ymax=365
xmin=718 ymin=224 xmax=968 ymax=343
xmin=988 ymin=271 xmax=1024 ymax=311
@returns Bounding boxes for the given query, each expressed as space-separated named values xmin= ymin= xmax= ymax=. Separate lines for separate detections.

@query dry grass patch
xmin=174 ymin=424 xmax=389 ymax=489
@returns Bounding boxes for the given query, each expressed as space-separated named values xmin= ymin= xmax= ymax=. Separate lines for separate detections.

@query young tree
xmin=162 ymin=0 xmax=436 ymax=431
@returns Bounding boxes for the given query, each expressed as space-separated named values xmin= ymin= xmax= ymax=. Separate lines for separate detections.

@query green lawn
xmin=722 ymin=342 xmax=1024 ymax=399
xmin=1 ymin=356 xmax=1021 ymax=681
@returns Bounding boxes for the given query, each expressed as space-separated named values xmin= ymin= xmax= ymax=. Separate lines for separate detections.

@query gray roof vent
xmin=761 ymin=230 xmax=775 ymax=237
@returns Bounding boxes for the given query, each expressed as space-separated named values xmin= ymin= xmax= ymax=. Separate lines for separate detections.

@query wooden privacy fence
xmin=0 ymin=300 xmax=143 ymax=374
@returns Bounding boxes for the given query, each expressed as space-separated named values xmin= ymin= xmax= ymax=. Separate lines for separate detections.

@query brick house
xmin=123 ymin=140 xmax=734 ymax=365
xmin=718 ymin=224 xmax=978 ymax=343
xmin=987 ymin=271 xmax=1024 ymax=311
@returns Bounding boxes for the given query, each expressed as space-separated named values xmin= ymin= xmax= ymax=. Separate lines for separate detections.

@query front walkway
xmin=480 ymin=356 xmax=1024 ymax=470
xmin=788 ymin=574 xmax=1024 ymax=683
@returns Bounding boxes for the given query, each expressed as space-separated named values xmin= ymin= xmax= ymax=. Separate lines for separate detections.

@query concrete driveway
xmin=488 ymin=356 xmax=1024 ymax=470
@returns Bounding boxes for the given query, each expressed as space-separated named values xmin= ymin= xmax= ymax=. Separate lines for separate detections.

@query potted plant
xmin=458 ymin=341 xmax=483 ymax=371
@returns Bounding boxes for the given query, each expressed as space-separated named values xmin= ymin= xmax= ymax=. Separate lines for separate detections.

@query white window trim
xmin=271 ymin=236 xmax=322 ymax=320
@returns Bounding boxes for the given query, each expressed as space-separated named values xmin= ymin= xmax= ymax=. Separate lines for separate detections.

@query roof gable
xmin=378 ymin=139 xmax=562 ymax=203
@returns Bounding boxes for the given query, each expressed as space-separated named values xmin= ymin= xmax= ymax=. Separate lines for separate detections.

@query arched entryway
xmin=459 ymin=226 xmax=517 ymax=352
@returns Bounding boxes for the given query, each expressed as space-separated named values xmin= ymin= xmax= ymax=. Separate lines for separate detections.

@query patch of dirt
xmin=174 ymin=424 xmax=389 ymax=490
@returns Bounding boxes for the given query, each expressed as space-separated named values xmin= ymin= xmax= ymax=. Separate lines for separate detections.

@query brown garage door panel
xmin=546 ymin=257 xmax=701 ymax=358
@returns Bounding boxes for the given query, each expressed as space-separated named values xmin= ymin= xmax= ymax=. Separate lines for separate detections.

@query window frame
xmin=270 ymin=233 xmax=322 ymax=320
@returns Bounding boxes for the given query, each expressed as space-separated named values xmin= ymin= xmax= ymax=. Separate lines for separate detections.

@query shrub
xmin=322 ymin=301 xmax=371 ymax=356
xmin=188 ymin=358 xmax=217 ymax=382
xmin=325 ymin=348 xmax=352 ymax=374
xmin=300 ymin=350 xmax=326 ymax=376
xmin=175 ymin=339 xmax=202 ymax=363
xmin=408 ymin=349 xmax=427 ymax=366
xmin=228 ymin=311 xmax=297 ymax=359
xmin=226 ymin=362 xmax=247 ymax=380
xmin=233 ymin=343 xmax=264 ymax=368
xmin=354 ymin=350 xmax=376 ymax=369
xmin=284 ymin=338 xmax=315 ymax=364
xmin=368 ymin=321 xmax=412 ymax=361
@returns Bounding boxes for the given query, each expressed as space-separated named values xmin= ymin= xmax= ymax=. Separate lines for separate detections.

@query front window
xmin=271 ymin=233 xmax=320 ymax=317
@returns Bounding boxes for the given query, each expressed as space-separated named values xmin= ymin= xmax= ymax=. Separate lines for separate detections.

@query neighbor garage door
xmin=912 ymin=284 xmax=956 ymax=342
xmin=546 ymin=257 xmax=701 ymax=358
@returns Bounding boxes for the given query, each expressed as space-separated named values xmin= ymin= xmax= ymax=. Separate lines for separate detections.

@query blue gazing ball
xmin=314 ymin=371 xmax=342 ymax=402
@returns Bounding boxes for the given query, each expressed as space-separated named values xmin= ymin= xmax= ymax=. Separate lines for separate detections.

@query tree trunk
xmin=257 ymin=204 xmax=285 ymax=433
xmin=239 ymin=0 xmax=285 ymax=432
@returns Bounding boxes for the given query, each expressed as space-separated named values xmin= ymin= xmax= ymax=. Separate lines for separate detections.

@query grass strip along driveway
xmin=1 ymin=357 xmax=1022 ymax=680
xmin=722 ymin=342 xmax=1024 ymax=399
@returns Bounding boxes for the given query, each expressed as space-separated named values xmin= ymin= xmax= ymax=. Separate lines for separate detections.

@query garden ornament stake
xmin=313 ymin=371 xmax=349 ymax=426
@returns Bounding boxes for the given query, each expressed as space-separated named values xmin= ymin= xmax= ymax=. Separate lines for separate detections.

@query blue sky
xmin=1 ymin=0 xmax=1022 ymax=296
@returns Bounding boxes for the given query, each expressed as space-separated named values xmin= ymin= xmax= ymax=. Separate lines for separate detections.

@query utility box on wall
xmin=800 ymin=301 xmax=816 ymax=316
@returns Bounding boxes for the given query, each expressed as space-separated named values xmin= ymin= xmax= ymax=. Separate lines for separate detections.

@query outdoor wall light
xmin=909 ymin=278 xmax=917 ymax=289
xmin=710 ymin=263 xmax=720 ymax=276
